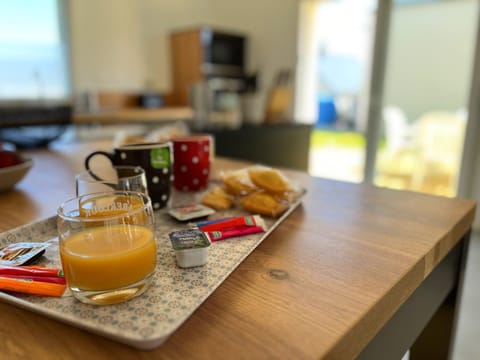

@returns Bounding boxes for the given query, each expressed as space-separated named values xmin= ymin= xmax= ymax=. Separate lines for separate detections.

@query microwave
xmin=199 ymin=28 xmax=247 ymax=77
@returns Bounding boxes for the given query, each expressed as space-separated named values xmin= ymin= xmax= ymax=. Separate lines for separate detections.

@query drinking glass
xmin=57 ymin=191 xmax=157 ymax=305
xmin=76 ymin=165 xmax=148 ymax=197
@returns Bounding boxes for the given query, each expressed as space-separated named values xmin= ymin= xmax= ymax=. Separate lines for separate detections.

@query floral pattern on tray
xmin=0 ymin=189 xmax=303 ymax=350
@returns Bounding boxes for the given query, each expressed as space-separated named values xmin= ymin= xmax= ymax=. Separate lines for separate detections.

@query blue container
xmin=317 ymin=96 xmax=337 ymax=127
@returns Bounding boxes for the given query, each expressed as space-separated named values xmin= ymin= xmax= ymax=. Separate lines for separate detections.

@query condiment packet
xmin=0 ymin=265 xmax=66 ymax=297
xmin=0 ymin=242 xmax=50 ymax=266
xmin=204 ymin=226 xmax=265 ymax=242
xmin=169 ymin=229 xmax=211 ymax=251
xmin=0 ymin=277 xmax=66 ymax=297
xmin=168 ymin=204 xmax=215 ymax=222
xmin=196 ymin=215 xmax=265 ymax=232
xmin=168 ymin=229 xmax=211 ymax=268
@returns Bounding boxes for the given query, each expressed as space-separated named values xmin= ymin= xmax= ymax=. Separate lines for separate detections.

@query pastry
xmin=201 ymin=186 xmax=234 ymax=210
xmin=247 ymin=166 xmax=292 ymax=194
xmin=240 ymin=191 xmax=288 ymax=218
xmin=221 ymin=169 xmax=257 ymax=195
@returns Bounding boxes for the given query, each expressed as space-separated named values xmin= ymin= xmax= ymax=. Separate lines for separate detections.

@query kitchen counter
xmin=73 ymin=107 xmax=194 ymax=125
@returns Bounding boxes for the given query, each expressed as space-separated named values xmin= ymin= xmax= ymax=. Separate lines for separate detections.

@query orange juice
xmin=60 ymin=224 xmax=156 ymax=290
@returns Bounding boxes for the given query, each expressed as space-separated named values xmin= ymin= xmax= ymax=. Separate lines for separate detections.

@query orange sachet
xmin=0 ymin=276 xmax=66 ymax=297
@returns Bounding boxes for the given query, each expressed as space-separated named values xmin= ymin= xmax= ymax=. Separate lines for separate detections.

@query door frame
xmin=363 ymin=0 xmax=392 ymax=184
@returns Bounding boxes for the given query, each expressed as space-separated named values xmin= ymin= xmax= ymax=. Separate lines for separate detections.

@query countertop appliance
xmin=170 ymin=26 xmax=248 ymax=106
xmin=170 ymin=26 xmax=250 ymax=129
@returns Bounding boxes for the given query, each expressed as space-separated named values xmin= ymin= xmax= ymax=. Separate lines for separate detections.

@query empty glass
xmin=76 ymin=166 xmax=148 ymax=197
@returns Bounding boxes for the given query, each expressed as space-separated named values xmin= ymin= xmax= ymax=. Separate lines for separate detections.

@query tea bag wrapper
xmin=168 ymin=204 xmax=215 ymax=222
xmin=0 ymin=242 xmax=50 ymax=266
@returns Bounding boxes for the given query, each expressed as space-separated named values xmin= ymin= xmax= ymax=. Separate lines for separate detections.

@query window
xmin=0 ymin=0 xmax=70 ymax=102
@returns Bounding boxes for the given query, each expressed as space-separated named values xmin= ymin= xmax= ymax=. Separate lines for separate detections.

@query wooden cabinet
xmin=169 ymin=27 xmax=247 ymax=107
xmin=170 ymin=29 xmax=204 ymax=106
xmin=196 ymin=123 xmax=313 ymax=171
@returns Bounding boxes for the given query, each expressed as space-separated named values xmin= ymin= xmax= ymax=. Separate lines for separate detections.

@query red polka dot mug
xmin=171 ymin=135 xmax=213 ymax=192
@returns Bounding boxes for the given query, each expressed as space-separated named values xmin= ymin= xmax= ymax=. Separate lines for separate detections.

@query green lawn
xmin=310 ymin=129 xmax=365 ymax=149
xmin=310 ymin=129 xmax=386 ymax=150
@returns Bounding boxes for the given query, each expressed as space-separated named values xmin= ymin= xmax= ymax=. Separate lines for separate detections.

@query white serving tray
xmin=0 ymin=193 xmax=303 ymax=350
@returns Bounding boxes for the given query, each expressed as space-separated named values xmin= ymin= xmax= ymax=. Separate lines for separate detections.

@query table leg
xmin=410 ymin=232 xmax=470 ymax=360
xmin=356 ymin=231 xmax=470 ymax=360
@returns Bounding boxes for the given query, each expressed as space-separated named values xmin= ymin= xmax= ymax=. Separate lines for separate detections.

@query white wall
xmin=69 ymin=0 xmax=298 ymax=119
xmin=383 ymin=0 xmax=477 ymax=121
xmin=69 ymin=0 xmax=147 ymax=93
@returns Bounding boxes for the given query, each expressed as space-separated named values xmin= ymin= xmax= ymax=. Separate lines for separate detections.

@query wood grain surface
xmin=0 ymin=140 xmax=476 ymax=359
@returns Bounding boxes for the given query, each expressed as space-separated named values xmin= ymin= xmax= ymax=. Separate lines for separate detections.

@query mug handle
xmin=84 ymin=150 xmax=118 ymax=187
xmin=84 ymin=150 xmax=115 ymax=172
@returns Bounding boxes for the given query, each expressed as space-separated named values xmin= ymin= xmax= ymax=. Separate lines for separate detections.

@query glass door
xmin=296 ymin=0 xmax=376 ymax=183
xmin=368 ymin=0 xmax=479 ymax=197
xmin=298 ymin=0 xmax=479 ymax=198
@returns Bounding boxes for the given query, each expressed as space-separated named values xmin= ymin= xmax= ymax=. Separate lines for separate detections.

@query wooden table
xmin=0 ymin=140 xmax=476 ymax=359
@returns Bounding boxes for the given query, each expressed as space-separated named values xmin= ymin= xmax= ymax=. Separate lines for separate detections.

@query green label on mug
xmin=150 ymin=148 xmax=170 ymax=169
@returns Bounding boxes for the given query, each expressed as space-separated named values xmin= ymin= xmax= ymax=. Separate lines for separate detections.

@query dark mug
xmin=85 ymin=142 xmax=173 ymax=210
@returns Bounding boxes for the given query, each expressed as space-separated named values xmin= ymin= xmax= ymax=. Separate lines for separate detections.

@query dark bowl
xmin=0 ymin=157 xmax=33 ymax=192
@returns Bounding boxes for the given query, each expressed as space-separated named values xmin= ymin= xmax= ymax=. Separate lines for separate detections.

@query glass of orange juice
xmin=57 ymin=191 xmax=157 ymax=305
